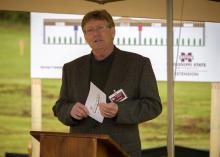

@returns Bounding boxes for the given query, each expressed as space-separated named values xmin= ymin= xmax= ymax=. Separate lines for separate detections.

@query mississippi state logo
xmin=179 ymin=52 xmax=194 ymax=62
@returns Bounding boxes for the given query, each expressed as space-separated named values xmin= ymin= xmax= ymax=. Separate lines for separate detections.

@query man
xmin=53 ymin=9 xmax=162 ymax=157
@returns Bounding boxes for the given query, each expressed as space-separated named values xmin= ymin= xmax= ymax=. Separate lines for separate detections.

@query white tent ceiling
xmin=0 ymin=0 xmax=220 ymax=22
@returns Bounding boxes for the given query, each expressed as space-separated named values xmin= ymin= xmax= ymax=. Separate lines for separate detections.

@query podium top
xmin=30 ymin=131 xmax=129 ymax=157
xmin=30 ymin=131 xmax=111 ymax=142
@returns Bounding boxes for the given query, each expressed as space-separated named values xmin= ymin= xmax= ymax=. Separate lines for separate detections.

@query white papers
xmin=85 ymin=82 xmax=106 ymax=123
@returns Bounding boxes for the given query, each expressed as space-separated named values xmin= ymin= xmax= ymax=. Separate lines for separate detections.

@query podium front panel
xmin=40 ymin=135 xmax=97 ymax=157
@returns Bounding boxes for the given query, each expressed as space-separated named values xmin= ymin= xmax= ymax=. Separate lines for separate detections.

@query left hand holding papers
xmin=99 ymin=102 xmax=118 ymax=118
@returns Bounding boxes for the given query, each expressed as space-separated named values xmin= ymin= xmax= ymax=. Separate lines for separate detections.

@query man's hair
xmin=81 ymin=9 xmax=115 ymax=30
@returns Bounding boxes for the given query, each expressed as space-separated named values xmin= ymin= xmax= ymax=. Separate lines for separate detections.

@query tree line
xmin=0 ymin=11 xmax=30 ymax=24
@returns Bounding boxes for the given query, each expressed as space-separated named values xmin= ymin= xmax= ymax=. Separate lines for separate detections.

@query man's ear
xmin=111 ymin=27 xmax=116 ymax=39
xmin=84 ymin=34 xmax=88 ymax=44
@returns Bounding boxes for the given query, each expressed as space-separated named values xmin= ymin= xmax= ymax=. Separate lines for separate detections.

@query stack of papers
xmin=85 ymin=82 xmax=106 ymax=123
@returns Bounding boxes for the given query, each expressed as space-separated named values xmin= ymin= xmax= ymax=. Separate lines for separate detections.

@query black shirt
xmin=90 ymin=50 xmax=115 ymax=91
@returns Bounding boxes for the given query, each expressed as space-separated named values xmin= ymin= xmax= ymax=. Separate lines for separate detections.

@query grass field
xmin=0 ymin=21 xmax=211 ymax=157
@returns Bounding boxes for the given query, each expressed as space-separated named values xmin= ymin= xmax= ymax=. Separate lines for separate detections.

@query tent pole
xmin=167 ymin=0 xmax=174 ymax=157
xmin=210 ymin=83 xmax=220 ymax=157
xmin=31 ymin=78 xmax=42 ymax=157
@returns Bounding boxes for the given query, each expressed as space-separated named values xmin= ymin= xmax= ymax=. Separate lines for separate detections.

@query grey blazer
xmin=53 ymin=47 xmax=162 ymax=157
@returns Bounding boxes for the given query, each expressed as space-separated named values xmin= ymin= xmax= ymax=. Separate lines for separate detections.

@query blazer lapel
xmin=75 ymin=55 xmax=91 ymax=103
xmin=104 ymin=49 xmax=128 ymax=96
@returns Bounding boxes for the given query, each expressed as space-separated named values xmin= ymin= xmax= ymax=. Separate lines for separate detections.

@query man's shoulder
xmin=117 ymin=48 xmax=149 ymax=62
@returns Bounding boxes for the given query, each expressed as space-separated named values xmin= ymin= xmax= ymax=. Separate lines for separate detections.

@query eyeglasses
xmin=83 ymin=25 xmax=111 ymax=35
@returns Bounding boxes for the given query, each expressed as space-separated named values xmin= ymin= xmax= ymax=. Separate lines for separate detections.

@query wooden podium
xmin=30 ymin=131 xmax=129 ymax=157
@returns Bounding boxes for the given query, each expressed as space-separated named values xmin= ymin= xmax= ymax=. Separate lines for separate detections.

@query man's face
xmin=83 ymin=19 xmax=115 ymax=53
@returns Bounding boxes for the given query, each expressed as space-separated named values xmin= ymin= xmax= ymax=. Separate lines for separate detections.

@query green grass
xmin=0 ymin=21 xmax=211 ymax=157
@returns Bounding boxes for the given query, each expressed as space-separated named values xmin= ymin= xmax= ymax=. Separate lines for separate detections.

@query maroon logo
xmin=179 ymin=52 xmax=194 ymax=62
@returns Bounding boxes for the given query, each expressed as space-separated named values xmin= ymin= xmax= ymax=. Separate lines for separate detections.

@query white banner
xmin=31 ymin=13 xmax=220 ymax=82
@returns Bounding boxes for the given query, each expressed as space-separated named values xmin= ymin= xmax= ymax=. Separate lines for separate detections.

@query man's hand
xmin=70 ymin=102 xmax=89 ymax=120
xmin=99 ymin=102 xmax=118 ymax=118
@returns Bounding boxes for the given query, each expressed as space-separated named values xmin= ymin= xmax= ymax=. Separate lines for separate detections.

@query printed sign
xmin=31 ymin=13 xmax=220 ymax=82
